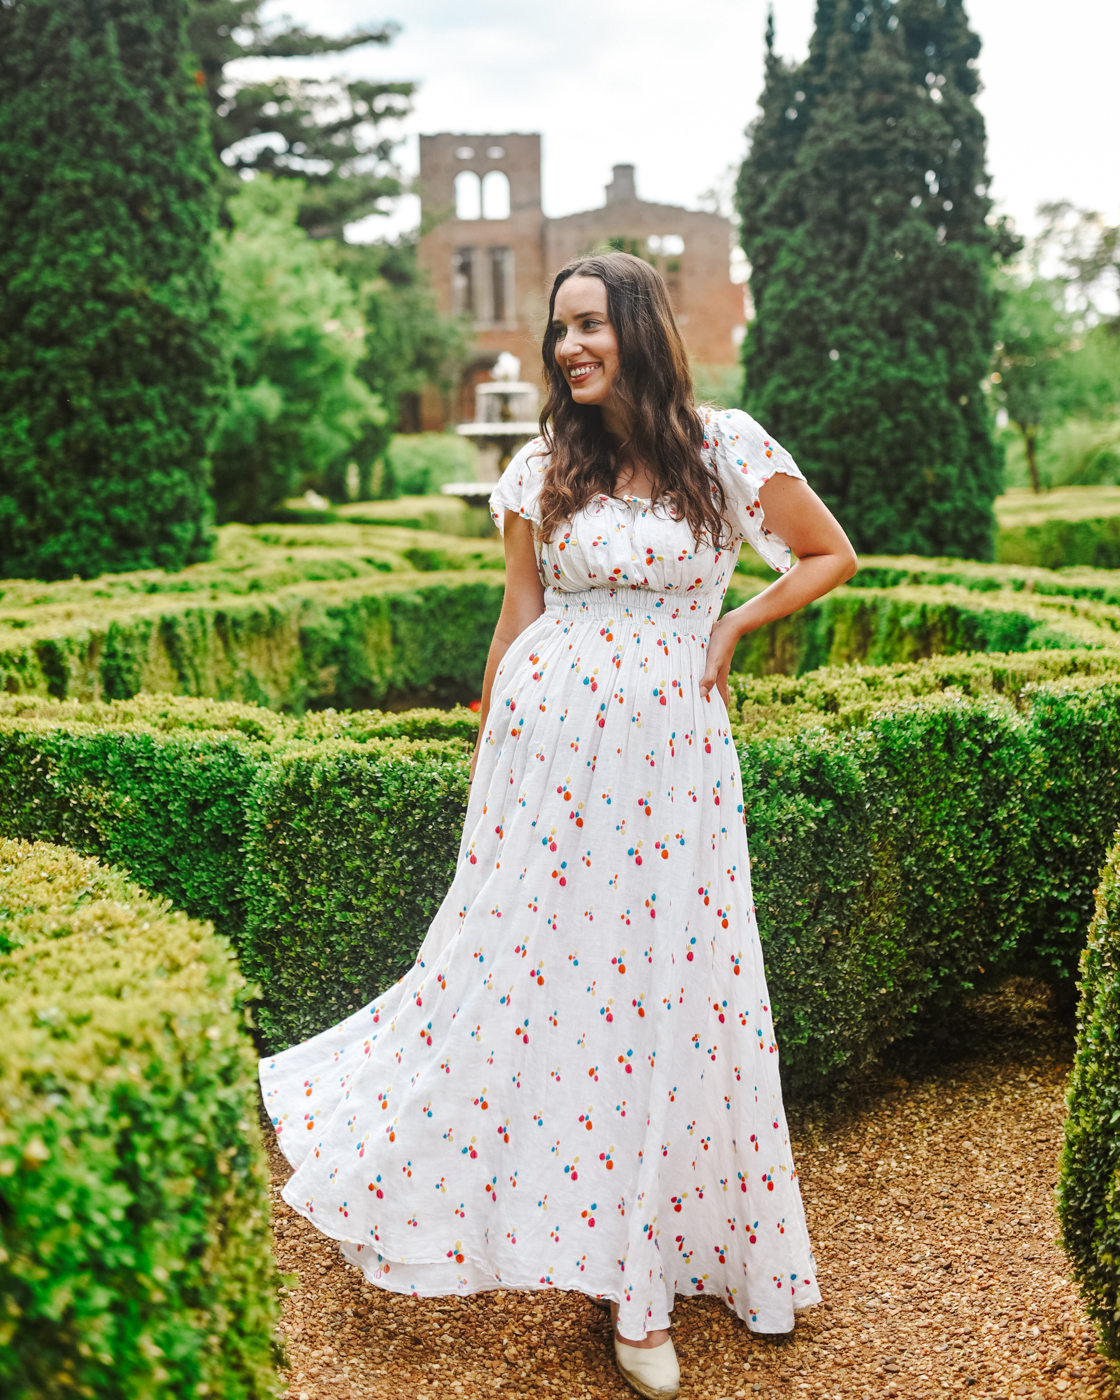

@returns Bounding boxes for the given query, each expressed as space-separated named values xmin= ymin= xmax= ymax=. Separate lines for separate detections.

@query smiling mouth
xmin=568 ymin=363 xmax=599 ymax=382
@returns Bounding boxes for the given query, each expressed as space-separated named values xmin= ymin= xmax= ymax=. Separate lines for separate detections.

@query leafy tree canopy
xmin=1035 ymin=202 xmax=1120 ymax=330
xmin=330 ymin=241 xmax=471 ymax=496
xmin=738 ymin=0 xmax=1017 ymax=561
xmin=995 ymin=225 xmax=1120 ymax=491
xmin=189 ymin=1 xmax=413 ymax=237
xmin=210 ymin=176 xmax=384 ymax=521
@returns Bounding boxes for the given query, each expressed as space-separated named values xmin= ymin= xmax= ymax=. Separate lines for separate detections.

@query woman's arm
xmin=699 ymin=473 xmax=858 ymax=707
xmin=470 ymin=512 xmax=547 ymax=781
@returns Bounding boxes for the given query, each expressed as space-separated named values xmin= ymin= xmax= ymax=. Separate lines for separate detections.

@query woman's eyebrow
xmin=554 ymin=311 xmax=602 ymax=324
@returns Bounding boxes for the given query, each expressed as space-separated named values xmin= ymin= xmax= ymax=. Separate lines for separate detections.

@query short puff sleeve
xmin=488 ymin=437 xmax=549 ymax=535
xmin=704 ymin=408 xmax=806 ymax=573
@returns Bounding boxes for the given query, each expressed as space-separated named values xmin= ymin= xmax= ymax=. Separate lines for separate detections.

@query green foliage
xmin=331 ymin=241 xmax=471 ymax=487
xmin=383 ymin=433 xmax=477 ymax=498
xmin=993 ymin=276 xmax=1105 ymax=494
xmin=188 ymin=1 xmax=412 ymax=237
xmin=0 ymin=521 xmax=504 ymax=710
xmin=241 ymin=739 xmax=472 ymax=1048
xmin=1021 ymin=681 xmax=1120 ymax=988
xmin=337 ymin=494 xmax=495 ymax=538
xmin=0 ymin=569 xmax=504 ymax=712
xmin=1058 ymin=826 xmax=1120 ymax=1366
xmin=738 ymin=0 xmax=1007 ymax=559
xmin=845 ymin=549 xmax=1120 ymax=605
xmin=725 ymin=578 xmax=1120 ymax=679
xmin=0 ymin=839 xmax=279 ymax=1400
xmin=741 ymin=695 xmax=1035 ymax=1086
xmin=210 ymin=178 xmax=385 ymax=522
xmin=0 ymin=0 xmax=227 ymax=581
xmin=1034 ymin=201 xmax=1120 ymax=335
xmin=2 ymin=662 xmax=1119 ymax=1086
xmin=732 ymin=657 xmax=1120 ymax=989
xmin=0 ymin=716 xmax=266 ymax=943
xmin=0 ymin=695 xmax=479 ymax=952
xmin=997 ymin=485 xmax=1120 ymax=528
xmin=726 ymin=646 xmax=1120 ymax=740
xmin=7 ymin=534 xmax=1120 ymax=711
xmin=997 ymin=327 xmax=1120 ymax=495
xmin=998 ymin=516 xmax=1120 ymax=570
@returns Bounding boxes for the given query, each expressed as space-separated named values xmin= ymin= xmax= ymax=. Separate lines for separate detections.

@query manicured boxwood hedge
xmin=6 ymin=538 xmax=1120 ymax=711
xmin=3 ymin=657 xmax=1119 ymax=1090
xmin=1058 ymin=825 xmax=1120 ymax=1366
xmin=724 ymin=578 xmax=1120 ymax=679
xmin=240 ymin=738 xmax=472 ymax=1049
xmin=0 ymin=572 xmax=505 ymax=711
xmin=998 ymin=515 xmax=1120 ymax=571
xmin=846 ymin=553 xmax=1120 ymax=605
xmin=0 ymin=840 xmax=279 ymax=1400
xmin=727 ymin=645 xmax=1120 ymax=740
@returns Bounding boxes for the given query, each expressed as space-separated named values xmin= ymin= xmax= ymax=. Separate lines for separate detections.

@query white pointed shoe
xmin=612 ymin=1334 xmax=681 ymax=1399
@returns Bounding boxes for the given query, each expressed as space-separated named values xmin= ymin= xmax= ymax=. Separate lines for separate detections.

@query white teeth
xmin=570 ymin=365 xmax=596 ymax=380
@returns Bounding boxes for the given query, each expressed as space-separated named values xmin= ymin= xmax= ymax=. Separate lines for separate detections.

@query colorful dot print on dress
xmin=259 ymin=407 xmax=821 ymax=1339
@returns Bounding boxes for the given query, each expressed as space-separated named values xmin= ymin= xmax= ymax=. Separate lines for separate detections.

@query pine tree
xmin=189 ymin=2 xmax=414 ymax=238
xmin=738 ymin=0 xmax=1014 ymax=559
xmin=0 ymin=0 xmax=228 ymax=580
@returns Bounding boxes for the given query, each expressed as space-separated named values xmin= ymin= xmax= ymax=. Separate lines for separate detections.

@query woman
xmin=261 ymin=252 xmax=857 ymax=1399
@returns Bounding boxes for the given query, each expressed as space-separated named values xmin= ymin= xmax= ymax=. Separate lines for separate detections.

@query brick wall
xmin=416 ymin=138 xmax=745 ymax=429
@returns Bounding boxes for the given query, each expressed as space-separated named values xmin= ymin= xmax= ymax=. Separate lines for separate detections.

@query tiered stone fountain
xmin=441 ymin=353 xmax=540 ymax=512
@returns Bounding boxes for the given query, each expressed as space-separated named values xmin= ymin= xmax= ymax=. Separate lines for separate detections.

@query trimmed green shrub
xmin=0 ymin=0 xmax=227 ymax=580
xmin=337 ymin=494 xmax=495 ymax=539
xmin=0 ymin=839 xmax=278 ymax=1399
xmin=7 ymin=533 xmax=1120 ymax=711
xmin=725 ymin=581 xmax=1119 ymax=679
xmin=1057 ymin=825 xmax=1120 ymax=1366
xmin=740 ymin=695 xmax=1035 ymax=1086
xmin=848 ymin=553 xmax=1120 ymax=607
xmin=240 ymin=739 xmax=472 ymax=1049
xmin=0 ymin=571 xmax=504 ymax=710
xmin=732 ymin=658 xmax=1120 ymax=991
xmin=1022 ymin=680 xmax=1120 ymax=989
xmin=0 ymin=695 xmax=479 ymax=950
xmin=0 ymin=716 xmax=266 ymax=943
xmin=997 ymin=516 xmax=1120 ymax=571
xmin=727 ymin=648 xmax=1120 ymax=741
xmin=2 ymin=664 xmax=1119 ymax=1088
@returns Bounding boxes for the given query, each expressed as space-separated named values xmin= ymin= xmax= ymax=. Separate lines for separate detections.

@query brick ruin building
xmin=414 ymin=133 xmax=746 ymax=430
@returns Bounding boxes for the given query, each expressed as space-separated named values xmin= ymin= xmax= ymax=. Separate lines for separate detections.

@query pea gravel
xmin=263 ymin=978 xmax=1117 ymax=1399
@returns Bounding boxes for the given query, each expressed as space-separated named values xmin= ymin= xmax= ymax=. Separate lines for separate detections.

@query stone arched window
xmin=455 ymin=171 xmax=481 ymax=221
xmin=481 ymin=170 xmax=510 ymax=221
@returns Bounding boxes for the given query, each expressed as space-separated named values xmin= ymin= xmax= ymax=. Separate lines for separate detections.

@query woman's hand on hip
xmin=698 ymin=614 xmax=741 ymax=710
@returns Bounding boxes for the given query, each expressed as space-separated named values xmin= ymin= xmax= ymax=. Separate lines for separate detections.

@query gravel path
xmin=264 ymin=978 xmax=1117 ymax=1400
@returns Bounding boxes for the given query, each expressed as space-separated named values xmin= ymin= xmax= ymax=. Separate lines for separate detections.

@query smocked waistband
xmin=543 ymin=585 xmax=721 ymax=623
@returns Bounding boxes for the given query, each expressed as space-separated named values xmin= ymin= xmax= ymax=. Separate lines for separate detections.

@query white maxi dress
xmin=260 ymin=407 xmax=821 ymax=1339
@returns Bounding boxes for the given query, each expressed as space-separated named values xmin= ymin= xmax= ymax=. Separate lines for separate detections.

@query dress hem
xmin=278 ymin=1178 xmax=819 ymax=1338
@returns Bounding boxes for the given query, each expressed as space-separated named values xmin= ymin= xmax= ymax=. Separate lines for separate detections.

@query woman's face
xmin=551 ymin=275 xmax=623 ymax=418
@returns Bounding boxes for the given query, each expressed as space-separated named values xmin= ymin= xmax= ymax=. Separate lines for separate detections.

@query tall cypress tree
xmin=189 ymin=2 xmax=414 ymax=238
xmin=0 ymin=0 xmax=227 ymax=580
xmin=738 ymin=0 xmax=1012 ymax=559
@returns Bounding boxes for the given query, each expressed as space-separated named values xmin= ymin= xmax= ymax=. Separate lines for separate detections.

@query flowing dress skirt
xmin=261 ymin=586 xmax=819 ymax=1338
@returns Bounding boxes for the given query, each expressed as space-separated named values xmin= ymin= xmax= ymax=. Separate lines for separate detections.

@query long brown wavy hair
xmin=536 ymin=252 xmax=730 ymax=548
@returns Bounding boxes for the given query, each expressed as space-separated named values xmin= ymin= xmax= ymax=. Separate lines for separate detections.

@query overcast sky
xmin=234 ymin=0 xmax=1119 ymax=243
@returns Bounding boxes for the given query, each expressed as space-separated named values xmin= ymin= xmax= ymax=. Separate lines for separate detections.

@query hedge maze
xmin=6 ymin=521 xmax=1120 ymax=1370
